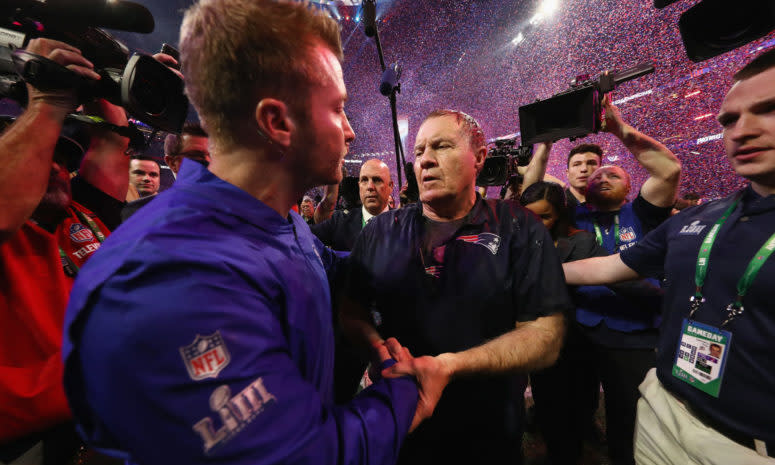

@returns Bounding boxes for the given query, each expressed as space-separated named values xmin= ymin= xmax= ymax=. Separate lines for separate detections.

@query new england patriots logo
xmin=425 ymin=265 xmax=443 ymax=278
xmin=69 ymin=223 xmax=94 ymax=243
xmin=456 ymin=233 xmax=501 ymax=255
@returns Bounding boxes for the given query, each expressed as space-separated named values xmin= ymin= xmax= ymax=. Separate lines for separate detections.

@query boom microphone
xmin=363 ymin=0 xmax=377 ymax=37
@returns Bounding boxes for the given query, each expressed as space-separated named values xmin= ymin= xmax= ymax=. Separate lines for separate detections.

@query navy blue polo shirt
xmin=621 ymin=185 xmax=775 ymax=442
xmin=345 ymin=196 xmax=572 ymax=446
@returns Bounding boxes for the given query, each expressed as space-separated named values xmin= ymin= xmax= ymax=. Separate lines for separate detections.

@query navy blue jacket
xmin=62 ymin=162 xmax=418 ymax=465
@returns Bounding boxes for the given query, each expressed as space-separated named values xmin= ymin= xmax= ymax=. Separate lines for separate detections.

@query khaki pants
xmin=634 ymin=368 xmax=774 ymax=465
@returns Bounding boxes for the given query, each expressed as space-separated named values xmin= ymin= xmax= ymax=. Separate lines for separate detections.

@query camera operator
xmin=0 ymin=36 xmax=175 ymax=464
xmin=517 ymin=95 xmax=680 ymax=464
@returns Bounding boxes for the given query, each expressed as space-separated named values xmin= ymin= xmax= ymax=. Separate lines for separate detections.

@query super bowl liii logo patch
xmin=680 ymin=220 xmax=707 ymax=235
xmin=193 ymin=377 xmax=277 ymax=453
xmin=180 ymin=332 xmax=231 ymax=381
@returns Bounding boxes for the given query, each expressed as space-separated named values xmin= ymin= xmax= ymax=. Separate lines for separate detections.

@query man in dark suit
xmin=311 ymin=158 xmax=393 ymax=251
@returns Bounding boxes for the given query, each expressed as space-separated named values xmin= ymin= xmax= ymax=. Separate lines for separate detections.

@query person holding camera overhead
xmin=523 ymin=94 xmax=681 ymax=464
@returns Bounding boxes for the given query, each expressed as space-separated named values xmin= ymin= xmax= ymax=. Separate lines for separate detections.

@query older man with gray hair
xmin=340 ymin=109 xmax=570 ymax=464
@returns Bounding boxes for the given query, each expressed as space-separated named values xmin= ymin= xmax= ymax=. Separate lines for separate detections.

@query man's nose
xmin=418 ymin=152 xmax=437 ymax=169
xmin=729 ymin=113 xmax=762 ymax=143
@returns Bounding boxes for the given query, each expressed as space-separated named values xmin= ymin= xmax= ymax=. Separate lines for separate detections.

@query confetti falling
xmin=336 ymin=0 xmax=774 ymax=201
xmin=2 ymin=0 xmax=771 ymax=202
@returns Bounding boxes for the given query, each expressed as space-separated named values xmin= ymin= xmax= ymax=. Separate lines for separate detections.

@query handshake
xmin=372 ymin=337 xmax=455 ymax=432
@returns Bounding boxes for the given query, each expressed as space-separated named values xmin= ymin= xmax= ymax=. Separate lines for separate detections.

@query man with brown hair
xmin=62 ymin=2 xmax=444 ymax=465
xmin=565 ymin=143 xmax=603 ymax=207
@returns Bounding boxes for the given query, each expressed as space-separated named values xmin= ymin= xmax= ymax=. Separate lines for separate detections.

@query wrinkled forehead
xmin=360 ymin=159 xmax=390 ymax=177
xmin=591 ymin=165 xmax=628 ymax=179
xmin=416 ymin=115 xmax=466 ymax=146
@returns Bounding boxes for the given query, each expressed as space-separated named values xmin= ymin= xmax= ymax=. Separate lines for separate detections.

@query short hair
xmin=180 ymin=0 xmax=342 ymax=145
xmin=302 ymin=195 xmax=315 ymax=204
xmin=595 ymin=164 xmax=632 ymax=189
xmin=682 ymin=192 xmax=700 ymax=201
xmin=734 ymin=48 xmax=775 ymax=81
xmin=164 ymin=122 xmax=208 ymax=157
xmin=422 ymin=109 xmax=486 ymax=151
xmin=567 ymin=143 xmax=603 ymax=167
xmin=130 ymin=155 xmax=162 ymax=172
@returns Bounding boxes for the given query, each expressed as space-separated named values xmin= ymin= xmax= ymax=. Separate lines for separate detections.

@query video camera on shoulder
xmin=476 ymin=138 xmax=532 ymax=187
xmin=0 ymin=0 xmax=188 ymax=134
xmin=518 ymin=63 xmax=654 ymax=146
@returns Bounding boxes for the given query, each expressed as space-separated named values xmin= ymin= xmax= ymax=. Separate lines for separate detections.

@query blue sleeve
xmin=620 ymin=216 xmax=671 ymax=279
xmin=66 ymin=259 xmax=418 ymax=465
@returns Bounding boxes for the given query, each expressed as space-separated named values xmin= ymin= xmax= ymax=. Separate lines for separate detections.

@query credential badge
xmin=180 ymin=331 xmax=231 ymax=381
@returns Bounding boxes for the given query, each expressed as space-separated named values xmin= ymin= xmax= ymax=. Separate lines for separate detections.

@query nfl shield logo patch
xmin=69 ymin=223 xmax=94 ymax=243
xmin=180 ymin=331 xmax=231 ymax=381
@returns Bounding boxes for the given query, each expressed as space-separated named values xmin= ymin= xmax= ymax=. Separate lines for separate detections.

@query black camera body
xmin=519 ymin=63 xmax=654 ymax=146
xmin=0 ymin=1 xmax=188 ymax=133
xmin=476 ymin=138 xmax=533 ymax=187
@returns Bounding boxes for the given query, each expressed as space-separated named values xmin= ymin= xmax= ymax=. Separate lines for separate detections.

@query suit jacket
xmin=310 ymin=207 xmax=364 ymax=252
xmin=121 ymin=194 xmax=157 ymax=222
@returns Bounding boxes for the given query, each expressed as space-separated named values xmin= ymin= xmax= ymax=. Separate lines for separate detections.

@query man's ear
xmin=255 ymin=98 xmax=295 ymax=149
xmin=473 ymin=145 xmax=487 ymax=173
xmin=164 ymin=155 xmax=179 ymax=172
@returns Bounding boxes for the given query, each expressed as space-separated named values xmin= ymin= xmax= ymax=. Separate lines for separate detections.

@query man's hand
xmin=381 ymin=338 xmax=452 ymax=432
xmin=521 ymin=140 xmax=553 ymax=194
xmin=600 ymin=92 xmax=681 ymax=208
xmin=315 ymin=182 xmax=339 ymax=223
xmin=24 ymin=38 xmax=101 ymax=113
xmin=601 ymin=94 xmax=626 ymax=139
xmin=152 ymin=53 xmax=184 ymax=79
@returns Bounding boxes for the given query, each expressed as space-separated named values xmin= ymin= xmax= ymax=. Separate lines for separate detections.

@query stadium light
xmin=539 ymin=0 xmax=559 ymax=16
xmin=512 ymin=32 xmax=525 ymax=45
